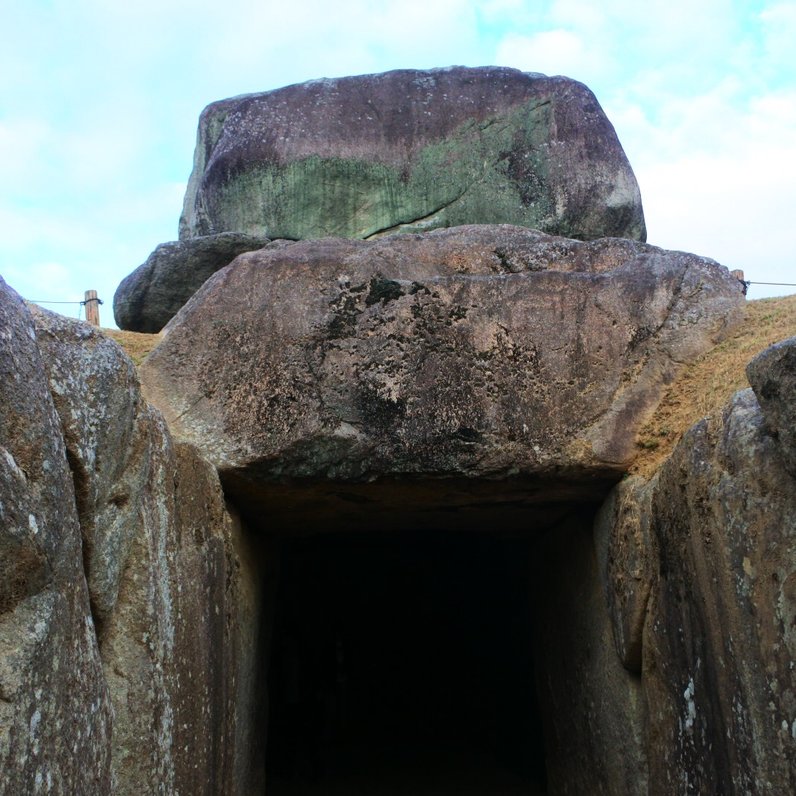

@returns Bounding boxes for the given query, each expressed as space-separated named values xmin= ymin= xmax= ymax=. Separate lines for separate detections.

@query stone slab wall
xmin=0 ymin=278 xmax=260 ymax=795
xmin=595 ymin=339 xmax=796 ymax=794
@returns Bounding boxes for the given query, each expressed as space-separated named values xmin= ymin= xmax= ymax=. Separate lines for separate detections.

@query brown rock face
xmin=534 ymin=511 xmax=648 ymax=795
xmin=142 ymin=226 xmax=743 ymax=510
xmin=597 ymin=374 xmax=796 ymax=794
xmin=29 ymin=306 xmax=262 ymax=795
xmin=594 ymin=475 xmax=654 ymax=673
xmin=746 ymin=335 xmax=796 ymax=476
xmin=5 ymin=255 xmax=796 ymax=794
xmin=0 ymin=280 xmax=260 ymax=795
xmin=179 ymin=66 xmax=646 ymax=243
xmin=646 ymin=390 xmax=796 ymax=793
xmin=0 ymin=279 xmax=112 ymax=794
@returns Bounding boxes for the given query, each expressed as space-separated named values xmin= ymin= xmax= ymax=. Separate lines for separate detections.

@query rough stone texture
xmin=746 ymin=335 xmax=796 ymax=476
xmin=113 ymin=232 xmax=270 ymax=332
xmin=33 ymin=307 xmax=179 ymax=792
xmin=0 ymin=279 xmax=113 ymax=794
xmin=142 ymin=226 xmax=744 ymax=504
xmin=179 ymin=66 xmax=646 ymax=243
xmin=28 ymin=306 xmax=262 ymax=795
xmin=0 ymin=292 xmax=261 ymax=795
xmin=645 ymin=389 xmax=796 ymax=794
xmin=30 ymin=306 xmax=145 ymax=633
xmin=6 ymin=237 xmax=796 ymax=795
xmin=170 ymin=445 xmax=262 ymax=795
xmin=535 ymin=510 xmax=647 ymax=795
xmin=598 ymin=377 xmax=796 ymax=794
xmin=594 ymin=475 xmax=654 ymax=673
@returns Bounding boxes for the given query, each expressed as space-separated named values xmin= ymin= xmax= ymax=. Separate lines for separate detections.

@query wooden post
xmin=84 ymin=290 xmax=101 ymax=326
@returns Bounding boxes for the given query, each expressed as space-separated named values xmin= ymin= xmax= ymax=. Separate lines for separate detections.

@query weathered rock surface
xmin=597 ymin=346 xmax=796 ymax=793
xmin=170 ymin=444 xmax=264 ymax=795
xmin=31 ymin=306 xmax=261 ymax=795
xmin=746 ymin=335 xmax=796 ymax=476
xmin=114 ymin=232 xmax=270 ymax=332
xmin=179 ymin=66 xmax=646 ymax=243
xmin=31 ymin=306 xmax=147 ymax=633
xmin=645 ymin=389 xmax=796 ymax=793
xmin=0 ymin=278 xmax=112 ymax=793
xmin=142 ymin=226 xmax=743 ymax=504
xmin=1 ymin=279 xmax=261 ymax=795
xmin=594 ymin=475 xmax=654 ymax=673
xmin=535 ymin=510 xmax=647 ymax=795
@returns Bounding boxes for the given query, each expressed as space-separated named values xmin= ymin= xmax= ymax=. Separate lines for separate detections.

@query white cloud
xmin=609 ymin=86 xmax=796 ymax=297
xmin=0 ymin=118 xmax=54 ymax=186
xmin=760 ymin=3 xmax=796 ymax=82
xmin=495 ymin=0 xmax=751 ymax=100
xmin=199 ymin=0 xmax=484 ymax=88
xmin=494 ymin=29 xmax=598 ymax=80
xmin=488 ymin=2 xmax=796 ymax=299
xmin=548 ymin=0 xmax=611 ymax=31
xmin=2 ymin=0 xmax=795 ymax=324
xmin=761 ymin=3 xmax=796 ymax=39
xmin=550 ymin=0 xmax=737 ymax=43
xmin=0 ymin=176 xmax=186 ymax=323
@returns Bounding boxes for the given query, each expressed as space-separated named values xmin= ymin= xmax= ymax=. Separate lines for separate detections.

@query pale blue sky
xmin=2 ymin=0 xmax=794 ymax=327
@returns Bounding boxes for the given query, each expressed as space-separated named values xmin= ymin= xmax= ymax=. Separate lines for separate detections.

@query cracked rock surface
xmin=0 ymin=279 xmax=260 ymax=796
xmin=141 ymin=225 xmax=744 ymax=516
xmin=598 ymin=382 xmax=796 ymax=795
xmin=746 ymin=335 xmax=796 ymax=476
xmin=179 ymin=66 xmax=646 ymax=243
xmin=0 ymin=278 xmax=113 ymax=794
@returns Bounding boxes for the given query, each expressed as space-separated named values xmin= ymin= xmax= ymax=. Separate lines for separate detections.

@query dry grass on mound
xmin=632 ymin=294 xmax=796 ymax=477
xmin=104 ymin=329 xmax=162 ymax=367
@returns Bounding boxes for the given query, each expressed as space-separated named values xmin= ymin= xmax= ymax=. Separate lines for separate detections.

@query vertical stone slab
xmin=31 ymin=306 xmax=262 ymax=795
xmin=534 ymin=510 xmax=648 ymax=795
xmin=594 ymin=475 xmax=655 ymax=673
xmin=643 ymin=389 xmax=796 ymax=794
xmin=747 ymin=335 xmax=796 ymax=476
xmin=171 ymin=443 xmax=261 ymax=795
xmin=0 ymin=278 xmax=112 ymax=794
xmin=31 ymin=306 xmax=179 ymax=792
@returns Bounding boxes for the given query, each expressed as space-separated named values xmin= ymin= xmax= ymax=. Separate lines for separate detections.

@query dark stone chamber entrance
xmin=264 ymin=529 xmax=547 ymax=795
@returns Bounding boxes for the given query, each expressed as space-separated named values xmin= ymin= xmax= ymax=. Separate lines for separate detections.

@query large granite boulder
xmin=0 ymin=279 xmax=113 ymax=793
xmin=114 ymin=232 xmax=270 ymax=332
xmin=0 ymin=276 xmax=261 ymax=795
xmin=141 ymin=225 xmax=743 ymax=513
xmin=179 ymin=66 xmax=646 ymax=243
xmin=595 ymin=340 xmax=796 ymax=794
xmin=29 ymin=306 xmax=262 ymax=795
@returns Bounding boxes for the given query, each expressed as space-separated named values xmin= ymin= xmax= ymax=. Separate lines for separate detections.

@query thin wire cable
xmin=26 ymin=299 xmax=83 ymax=304
xmin=25 ymin=298 xmax=87 ymax=320
xmin=746 ymin=281 xmax=796 ymax=287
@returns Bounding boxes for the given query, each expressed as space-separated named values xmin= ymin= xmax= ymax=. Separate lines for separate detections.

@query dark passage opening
xmin=265 ymin=530 xmax=546 ymax=795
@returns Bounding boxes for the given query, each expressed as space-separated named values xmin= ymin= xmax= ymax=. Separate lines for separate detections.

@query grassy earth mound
xmin=633 ymin=293 xmax=796 ymax=476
